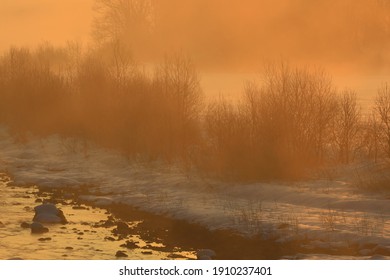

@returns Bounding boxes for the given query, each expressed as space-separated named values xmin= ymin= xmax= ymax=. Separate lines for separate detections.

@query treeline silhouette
xmin=0 ymin=44 xmax=389 ymax=180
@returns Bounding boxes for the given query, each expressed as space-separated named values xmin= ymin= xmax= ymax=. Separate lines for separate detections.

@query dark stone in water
xmin=72 ymin=205 xmax=88 ymax=210
xmin=65 ymin=247 xmax=73 ymax=250
xmin=38 ymin=237 xmax=52 ymax=241
xmin=141 ymin=251 xmax=153 ymax=255
xmin=115 ymin=221 xmax=132 ymax=235
xmin=120 ymin=241 xmax=139 ymax=249
xmin=115 ymin=251 xmax=128 ymax=258
xmin=105 ymin=236 xmax=116 ymax=241
xmin=20 ymin=222 xmax=31 ymax=228
xmin=33 ymin=203 xmax=67 ymax=224
xmin=31 ymin=222 xmax=49 ymax=234
xmin=167 ymin=253 xmax=187 ymax=259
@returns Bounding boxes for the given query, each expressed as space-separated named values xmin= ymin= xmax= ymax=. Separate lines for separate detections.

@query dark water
xmin=0 ymin=173 xmax=195 ymax=260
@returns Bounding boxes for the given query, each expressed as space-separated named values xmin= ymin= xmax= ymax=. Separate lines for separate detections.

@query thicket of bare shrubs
xmin=202 ymin=64 xmax=390 ymax=181
xmin=0 ymin=44 xmax=203 ymax=162
xmin=1 ymin=44 xmax=390 ymax=182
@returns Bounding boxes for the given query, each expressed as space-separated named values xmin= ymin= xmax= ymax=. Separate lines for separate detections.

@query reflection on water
xmin=0 ymin=174 xmax=195 ymax=260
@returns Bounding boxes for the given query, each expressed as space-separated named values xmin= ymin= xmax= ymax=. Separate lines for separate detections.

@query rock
xmin=115 ymin=251 xmax=128 ymax=258
xmin=197 ymin=249 xmax=216 ymax=260
xmin=20 ymin=222 xmax=31 ymax=228
xmin=105 ymin=236 xmax=116 ymax=241
xmin=31 ymin=222 xmax=49 ymax=234
xmin=65 ymin=247 xmax=73 ymax=250
xmin=38 ymin=237 xmax=52 ymax=241
xmin=116 ymin=221 xmax=130 ymax=233
xmin=72 ymin=206 xmax=88 ymax=210
xmin=120 ymin=240 xmax=139 ymax=249
xmin=141 ymin=251 xmax=153 ymax=255
xmin=33 ymin=203 xmax=67 ymax=224
xmin=167 ymin=253 xmax=187 ymax=259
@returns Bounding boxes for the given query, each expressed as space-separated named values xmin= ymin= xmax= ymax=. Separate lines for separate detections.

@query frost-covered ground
xmin=1 ymin=127 xmax=389 ymax=259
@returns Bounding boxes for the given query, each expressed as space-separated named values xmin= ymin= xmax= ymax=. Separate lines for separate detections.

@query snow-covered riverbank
xmin=1 ymin=127 xmax=389 ymax=259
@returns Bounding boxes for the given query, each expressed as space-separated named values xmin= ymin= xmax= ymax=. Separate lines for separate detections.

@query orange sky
xmin=1 ymin=0 xmax=390 ymax=74
xmin=0 ymin=0 xmax=93 ymax=51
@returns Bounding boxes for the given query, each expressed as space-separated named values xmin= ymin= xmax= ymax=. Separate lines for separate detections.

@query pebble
xmin=120 ymin=240 xmax=139 ymax=249
xmin=30 ymin=222 xmax=49 ymax=234
xmin=105 ymin=236 xmax=116 ymax=241
xmin=72 ymin=205 xmax=88 ymax=210
xmin=115 ymin=251 xmax=128 ymax=258
xmin=141 ymin=251 xmax=153 ymax=255
xmin=38 ymin=237 xmax=52 ymax=242
xmin=20 ymin=222 xmax=31 ymax=228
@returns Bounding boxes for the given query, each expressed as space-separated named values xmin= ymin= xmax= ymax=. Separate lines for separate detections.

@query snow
xmin=0 ymin=126 xmax=389 ymax=258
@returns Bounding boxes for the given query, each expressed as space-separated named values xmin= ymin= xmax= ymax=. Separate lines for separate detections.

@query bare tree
xmin=332 ymin=89 xmax=361 ymax=163
xmin=364 ymin=112 xmax=381 ymax=162
xmin=152 ymin=53 xmax=203 ymax=159
xmin=92 ymin=0 xmax=154 ymax=45
xmin=375 ymin=83 xmax=390 ymax=158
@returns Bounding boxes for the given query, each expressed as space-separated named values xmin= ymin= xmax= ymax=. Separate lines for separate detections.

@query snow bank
xmin=1 ymin=127 xmax=389 ymax=257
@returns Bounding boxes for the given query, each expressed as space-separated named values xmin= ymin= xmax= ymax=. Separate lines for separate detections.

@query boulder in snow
xmin=33 ymin=203 xmax=67 ymax=224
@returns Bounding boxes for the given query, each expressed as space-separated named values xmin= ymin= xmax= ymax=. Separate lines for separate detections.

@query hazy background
xmin=1 ymin=0 xmax=390 ymax=179
xmin=0 ymin=0 xmax=93 ymax=51
xmin=2 ymin=0 xmax=390 ymax=73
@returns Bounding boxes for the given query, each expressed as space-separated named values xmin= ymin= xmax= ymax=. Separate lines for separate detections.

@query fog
xmin=2 ymin=0 xmax=390 ymax=74
xmin=0 ymin=0 xmax=93 ymax=51
xmin=93 ymin=0 xmax=390 ymax=74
